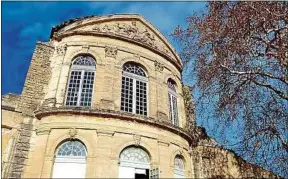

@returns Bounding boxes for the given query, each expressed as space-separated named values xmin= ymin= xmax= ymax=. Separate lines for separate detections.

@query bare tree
xmin=173 ymin=1 xmax=288 ymax=176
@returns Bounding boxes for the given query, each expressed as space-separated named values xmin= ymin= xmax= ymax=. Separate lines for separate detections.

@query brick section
xmin=6 ymin=41 xmax=54 ymax=178
xmin=8 ymin=123 xmax=33 ymax=179
xmin=16 ymin=41 xmax=54 ymax=115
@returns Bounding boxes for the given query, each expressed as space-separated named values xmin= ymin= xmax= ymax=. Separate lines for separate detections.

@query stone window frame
xmin=120 ymin=62 xmax=148 ymax=116
xmin=168 ymin=78 xmax=179 ymax=126
xmin=65 ymin=55 xmax=96 ymax=107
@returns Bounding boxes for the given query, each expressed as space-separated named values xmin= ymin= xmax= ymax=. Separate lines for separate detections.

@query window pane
xmin=172 ymin=95 xmax=178 ymax=126
xmin=73 ymin=56 xmax=96 ymax=66
xmin=56 ymin=141 xmax=87 ymax=157
xmin=66 ymin=71 xmax=82 ymax=106
xmin=168 ymin=94 xmax=172 ymax=121
xmin=121 ymin=76 xmax=133 ymax=112
xmin=80 ymin=71 xmax=94 ymax=107
xmin=136 ymin=80 xmax=147 ymax=116
xmin=123 ymin=63 xmax=146 ymax=77
xmin=169 ymin=93 xmax=179 ymax=126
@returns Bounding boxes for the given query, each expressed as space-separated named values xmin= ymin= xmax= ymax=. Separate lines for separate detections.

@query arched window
xmin=52 ymin=140 xmax=87 ymax=178
xmin=119 ymin=146 xmax=150 ymax=178
xmin=174 ymin=155 xmax=185 ymax=178
xmin=65 ymin=55 xmax=96 ymax=107
xmin=168 ymin=79 xmax=178 ymax=126
xmin=121 ymin=62 xmax=148 ymax=116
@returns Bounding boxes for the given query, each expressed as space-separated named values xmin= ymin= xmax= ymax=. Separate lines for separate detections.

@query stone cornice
xmin=34 ymin=107 xmax=193 ymax=145
xmin=53 ymin=31 xmax=183 ymax=73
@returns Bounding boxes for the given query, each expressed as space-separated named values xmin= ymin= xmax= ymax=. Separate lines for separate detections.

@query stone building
xmin=1 ymin=14 xmax=277 ymax=178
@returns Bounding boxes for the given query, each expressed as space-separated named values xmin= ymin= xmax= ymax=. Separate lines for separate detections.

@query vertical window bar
xmin=132 ymin=78 xmax=137 ymax=114
xmin=168 ymin=94 xmax=173 ymax=122
xmin=76 ymin=70 xmax=85 ymax=106
xmin=172 ymin=95 xmax=179 ymax=126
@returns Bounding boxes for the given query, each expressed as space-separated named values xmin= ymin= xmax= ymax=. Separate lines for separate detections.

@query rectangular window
xmin=136 ymin=80 xmax=147 ymax=116
xmin=121 ymin=76 xmax=147 ymax=116
xmin=80 ymin=71 xmax=95 ymax=107
xmin=169 ymin=93 xmax=179 ymax=126
xmin=66 ymin=70 xmax=94 ymax=107
xmin=121 ymin=76 xmax=133 ymax=113
xmin=149 ymin=167 xmax=159 ymax=179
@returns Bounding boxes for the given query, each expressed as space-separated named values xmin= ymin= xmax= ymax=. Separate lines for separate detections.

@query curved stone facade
xmin=2 ymin=14 xmax=277 ymax=179
xmin=20 ymin=14 xmax=193 ymax=178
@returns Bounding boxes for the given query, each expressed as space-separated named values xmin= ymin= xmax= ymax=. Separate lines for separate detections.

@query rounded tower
xmin=22 ymin=14 xmax=194 ymax=178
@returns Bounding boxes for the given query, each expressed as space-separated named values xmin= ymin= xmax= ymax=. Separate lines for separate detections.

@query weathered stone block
xmin=9 ymin=171 xmax=22 ymax=178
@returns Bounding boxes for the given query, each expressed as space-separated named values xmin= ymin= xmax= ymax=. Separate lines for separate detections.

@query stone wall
xmin=16 ymin=41 xmax=54 ymax=115
xmin=5 ymin=41 xmax=54 ymax=178
xmin=192 ymin=141 xmax=278 ymax=178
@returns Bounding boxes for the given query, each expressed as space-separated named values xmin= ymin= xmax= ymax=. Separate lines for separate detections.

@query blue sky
xmin=2 ymin=1 xmax=207 ymax=95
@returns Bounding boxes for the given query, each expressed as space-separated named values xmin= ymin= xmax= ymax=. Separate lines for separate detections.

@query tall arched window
xmin=52 ymin=140 xmax=87 ymax=178
xmin=121 ymin=62 xmax=148 ymax=116
xmin=119 ymin=146 xmax=150 ymax=178
xmin=65 ymin=55 xmax=96 ymax=107
xmin=168 ymin=79 xmax=178 ymax=126
xmin=174 ymin=155 xmax=185 ymax=178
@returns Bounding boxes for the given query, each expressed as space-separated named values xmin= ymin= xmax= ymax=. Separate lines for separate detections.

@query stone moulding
xmin=34 ymin=107 xmax=194 ymax=145
xmin=53 ymin=31 xmax=183 ymax=73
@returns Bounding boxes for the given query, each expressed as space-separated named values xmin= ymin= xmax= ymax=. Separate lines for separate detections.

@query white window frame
xmin=65 ymin=63 xmax=96 ymax=107
xmin=122 ymin=71 xmax=148 ymax=116
xmin=168 ymin=87 xmax=179 ymax=126
xmin=174 ymin=156 xmax=185 ymax=178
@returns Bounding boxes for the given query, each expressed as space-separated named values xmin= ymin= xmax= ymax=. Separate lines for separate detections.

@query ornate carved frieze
xmin=154 ymin=61 xmax=164 ymax=72
xmin=91 ymin=21 xmax=174 ymax=58
xmin=105 ymin=46 xmax=118 ymax=58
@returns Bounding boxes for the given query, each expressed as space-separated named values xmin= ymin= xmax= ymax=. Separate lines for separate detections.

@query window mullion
xmin=77 ymin=70 xmax=85 ymax=106
xmin=132 ymin=78 xmax=137 ymax=114
xmin=170 ymin=93 xmax=174 ymax=124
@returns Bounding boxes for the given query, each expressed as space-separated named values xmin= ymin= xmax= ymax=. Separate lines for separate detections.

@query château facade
xmin=2 ymin=14 xmax=277 ymax=178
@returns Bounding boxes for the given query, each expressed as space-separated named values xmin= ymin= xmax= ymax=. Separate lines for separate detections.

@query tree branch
xmin=220 ymin=64 xmax=288 ymax=100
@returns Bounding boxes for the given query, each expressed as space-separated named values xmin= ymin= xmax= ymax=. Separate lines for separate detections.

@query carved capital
xmin=41 ymin=98 xmax=56 ymax=108
xmin=56 ymin=44 xmax=67 ymax=55
xmin=154 ymin=61 xmax=164 ymax=72
xmin=105 ymin=46 xmax=118 ymax=58
xmin=36 ymin=127 xmax=51 ymax=136
xmin=133 ymin=134 xmax=141 ymax=146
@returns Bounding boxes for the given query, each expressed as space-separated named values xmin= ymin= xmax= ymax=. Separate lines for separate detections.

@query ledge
xmin=34 ymin=107 xmax=194 ymax=145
